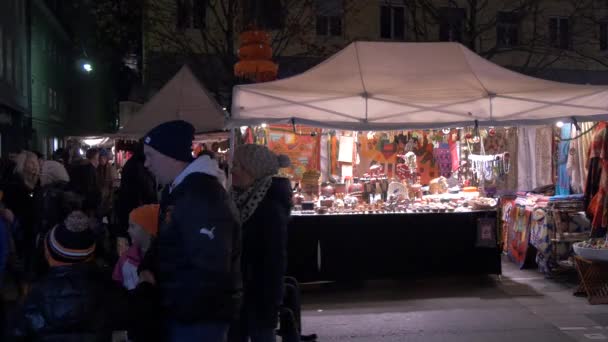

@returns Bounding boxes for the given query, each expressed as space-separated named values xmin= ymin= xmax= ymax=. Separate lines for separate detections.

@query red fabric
xmin=449 ymin=136 xmax=459 ymax=171
xmin=586 ymin=123 xmax=608 ymax=234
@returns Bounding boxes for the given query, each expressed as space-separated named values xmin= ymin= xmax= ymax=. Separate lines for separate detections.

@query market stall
xmin=120 ymin=65 xmax=228 ymax=136
xmin=229 ymin=41 xmax=608 ymax=282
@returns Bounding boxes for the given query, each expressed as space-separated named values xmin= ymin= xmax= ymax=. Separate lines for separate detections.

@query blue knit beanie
xmin=143 ymin=120 xmax=195 ymax=162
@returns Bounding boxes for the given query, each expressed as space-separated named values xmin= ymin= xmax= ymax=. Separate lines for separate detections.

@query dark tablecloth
xmin=287 ymin=210 xmax=501 ymax=282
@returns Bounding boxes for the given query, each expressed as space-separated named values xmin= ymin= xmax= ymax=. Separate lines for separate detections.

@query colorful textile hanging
xmin=507 ymin=203 xmax=533 ymax=269
xmin=585 ymin=122 xmax=608 ymax=236
xmin=266 ymin=125 xmax=320 ymax=178
xmin=568 ymin=122 xmax=594 ymax=193
xmin=556 ymin=124 xmax=572 ymax=195
xmin=434 ymin=142 xmax=452 ymax=178
xmin=529 ymin=207 xmax=551 ymax=274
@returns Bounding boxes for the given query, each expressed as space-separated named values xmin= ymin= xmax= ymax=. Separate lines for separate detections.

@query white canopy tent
xmin=120 ymin=65 xmax=227 ymax=136
xmin=229 ymin=41 xmax=608 ymax=130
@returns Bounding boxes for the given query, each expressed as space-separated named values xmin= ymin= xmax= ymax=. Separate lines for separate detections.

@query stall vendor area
xmin=238 ymin=124 xmax=505 ymax=281
xmin=229 ymin=41 xmax=608 ymax=288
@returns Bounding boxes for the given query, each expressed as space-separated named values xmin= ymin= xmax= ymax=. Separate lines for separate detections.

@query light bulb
xmin=556 ymin=121 xmax=564 ymax=128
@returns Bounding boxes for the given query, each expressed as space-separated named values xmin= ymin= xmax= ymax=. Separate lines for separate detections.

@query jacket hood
xmin=171 ymin=155 xmax=226 ymax=192
xmin=267 ymin=177 xmax=293 ymax=212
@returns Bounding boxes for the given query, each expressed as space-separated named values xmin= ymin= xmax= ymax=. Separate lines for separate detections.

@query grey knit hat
xmin=234 ymin=144 xmax=290 ymax=180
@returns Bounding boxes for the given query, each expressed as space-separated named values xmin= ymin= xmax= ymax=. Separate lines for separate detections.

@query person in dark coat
xmin=115 ymin=143 xmax=157 ymax=242
xmin=11 ymin=210 xmax=127 ymax=342
xmin=68 ymin=148 xmax=101 ymax=214
xmin=139 ymin=120 xmax=241 ymax=342
xmin=1 ymin=151 xmax=41 ymax=292
xmin=230 ymin=144 xmax=292 ymax=342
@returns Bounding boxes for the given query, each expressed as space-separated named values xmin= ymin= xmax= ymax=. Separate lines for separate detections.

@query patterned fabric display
xmin=507 ymin=204 xmax=533 ymax=269
xmin=586 ymin=123 xmax=608 ymax=236
xmin=434 ymin=143 xmax=452 ymax=178
xmin=529 ymin=207 xmax=552 ymax=274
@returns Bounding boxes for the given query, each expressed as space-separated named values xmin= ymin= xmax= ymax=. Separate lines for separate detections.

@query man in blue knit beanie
xmin=141 ymin=120 xmax=242 ymax=342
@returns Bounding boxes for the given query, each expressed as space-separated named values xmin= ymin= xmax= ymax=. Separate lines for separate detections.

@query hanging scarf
xmin=232 ymin=176 xmax=273 ymax=224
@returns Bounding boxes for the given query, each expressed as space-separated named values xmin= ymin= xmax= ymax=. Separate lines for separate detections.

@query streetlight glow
xmin=83 ymin=63 xmax=93 ymax=73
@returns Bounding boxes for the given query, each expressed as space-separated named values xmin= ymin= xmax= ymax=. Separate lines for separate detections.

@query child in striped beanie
xmin=44 ymin=211 xmax=96 ymax=267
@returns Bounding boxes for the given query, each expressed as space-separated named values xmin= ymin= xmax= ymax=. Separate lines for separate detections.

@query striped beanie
xmin=45 ymin=211 xmax=96 ymax=267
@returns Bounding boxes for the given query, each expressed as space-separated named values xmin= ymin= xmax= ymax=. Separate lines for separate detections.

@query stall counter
xmin=287 ymin=210 xmax=501 ymax=282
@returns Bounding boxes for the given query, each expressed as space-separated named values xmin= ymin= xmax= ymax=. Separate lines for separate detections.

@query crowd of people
xmin=0 ymin=120 xmax=295 ymax=342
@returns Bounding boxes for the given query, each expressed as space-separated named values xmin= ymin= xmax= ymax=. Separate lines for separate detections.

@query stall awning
xmin=229 ymin=41 xmax=608 ymax=130
xmin=120 ymin=65 xmax=227 ymax=136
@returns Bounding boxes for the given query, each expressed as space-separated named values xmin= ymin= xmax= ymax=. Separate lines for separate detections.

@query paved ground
xmin=298 ymin=257 xmax=608 ymax=342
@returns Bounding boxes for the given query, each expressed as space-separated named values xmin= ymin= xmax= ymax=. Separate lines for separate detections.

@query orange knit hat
xmin=129 ymin=204 xmax=160 ymax=236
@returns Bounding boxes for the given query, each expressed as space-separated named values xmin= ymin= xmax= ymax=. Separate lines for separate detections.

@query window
xmin=316 ymin=0 xmax=343 ymax=36
xmin=6 ymin=38 xmax=13 ymax=85
xmin=380 ymin=3 xmax=406 ymax=40
xmin=439 ymin=7 xmax=465 ymax=42
xmin=600 ymin=21 xmax=608 ymax=51
xmin=316 ymin=15 xmax=343 ymax=36
xmin=176 ymin=0 xmax=207 ymax=29
xmin=15 ymin=56 xmax=20 ymax=94
xmin=243 ymin=0 xmax=285 ymax=30
xmin=0 ymin=27 xmax=3 ymax=80
xmin=48 ymin=88 xmax=53 ymax=108
xmin=549 ymin=17 xmax=570 ymax=49
xmin=496 ymin=11 xmax=520 ymax=48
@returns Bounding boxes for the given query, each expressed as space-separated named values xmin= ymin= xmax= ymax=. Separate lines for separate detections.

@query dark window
xmin=496 ymin=11 xmax=520 ymax=48
xmin=192 ymin=0 xmax=207 ymax=29
xmin=176 ymin=0 xmax=190 ymax=29
xmin=380 ymin=5 xmax=391 ymax=39
xmin=316 ymin=0 xmax=343 ymax=36
xmin=439 ymin=7 xmax=465 ymax=42
xmin=176 ymin=0 xmax=207 ymax=29
xmin=329 ymin=16 xmax=342 ymax=36
xmin=243 ymin=0 xmax=285 ymax=30
xmin=549 ymin=17 xmax=570 ymax=49
xmin=601 ymin=22 xmax=608 ymax=51
xmin=316 ymin=16 xmax=329 ymax=35
xmin=380 ymin=4 xmax=406 ymax=40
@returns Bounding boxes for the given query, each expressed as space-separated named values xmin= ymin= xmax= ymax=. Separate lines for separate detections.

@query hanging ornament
xmin=472 ymin=136 xmax=481 ymax=144
xmin=234 ymin=29 xmax=278 ymax=82
xmin=442 ymin=128 xmax=451 ymax=135
xmin=488 ymin=127 xmax=496 ymax=137
xmin=465 ymin=132 xmax=473 ymax=144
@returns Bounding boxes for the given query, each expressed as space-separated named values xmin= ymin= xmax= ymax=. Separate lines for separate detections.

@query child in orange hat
xmin=112 ymin=204 xmax=159 ymax=290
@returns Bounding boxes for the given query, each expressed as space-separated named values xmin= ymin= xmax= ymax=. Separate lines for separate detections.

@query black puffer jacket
xmin=12 ymin=263 xmax=127 ymax=342
xmin=241 ymin=177 xmax=292 ymax=328
xmin=142 ymin=168 xmax=242 ymax=324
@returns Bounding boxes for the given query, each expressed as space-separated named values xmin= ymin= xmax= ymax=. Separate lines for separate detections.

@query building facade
xmin=30 ymin=0 xmax=71 ymax=157
xmin=0 ymin=0 xmax=30 ymax=156
xmin=142 ymin=0 xmax=608 ymax=107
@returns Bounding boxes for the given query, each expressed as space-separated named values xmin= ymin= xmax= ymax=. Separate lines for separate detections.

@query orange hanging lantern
xmin=234 ymin=29 xmax=278 ymax=82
